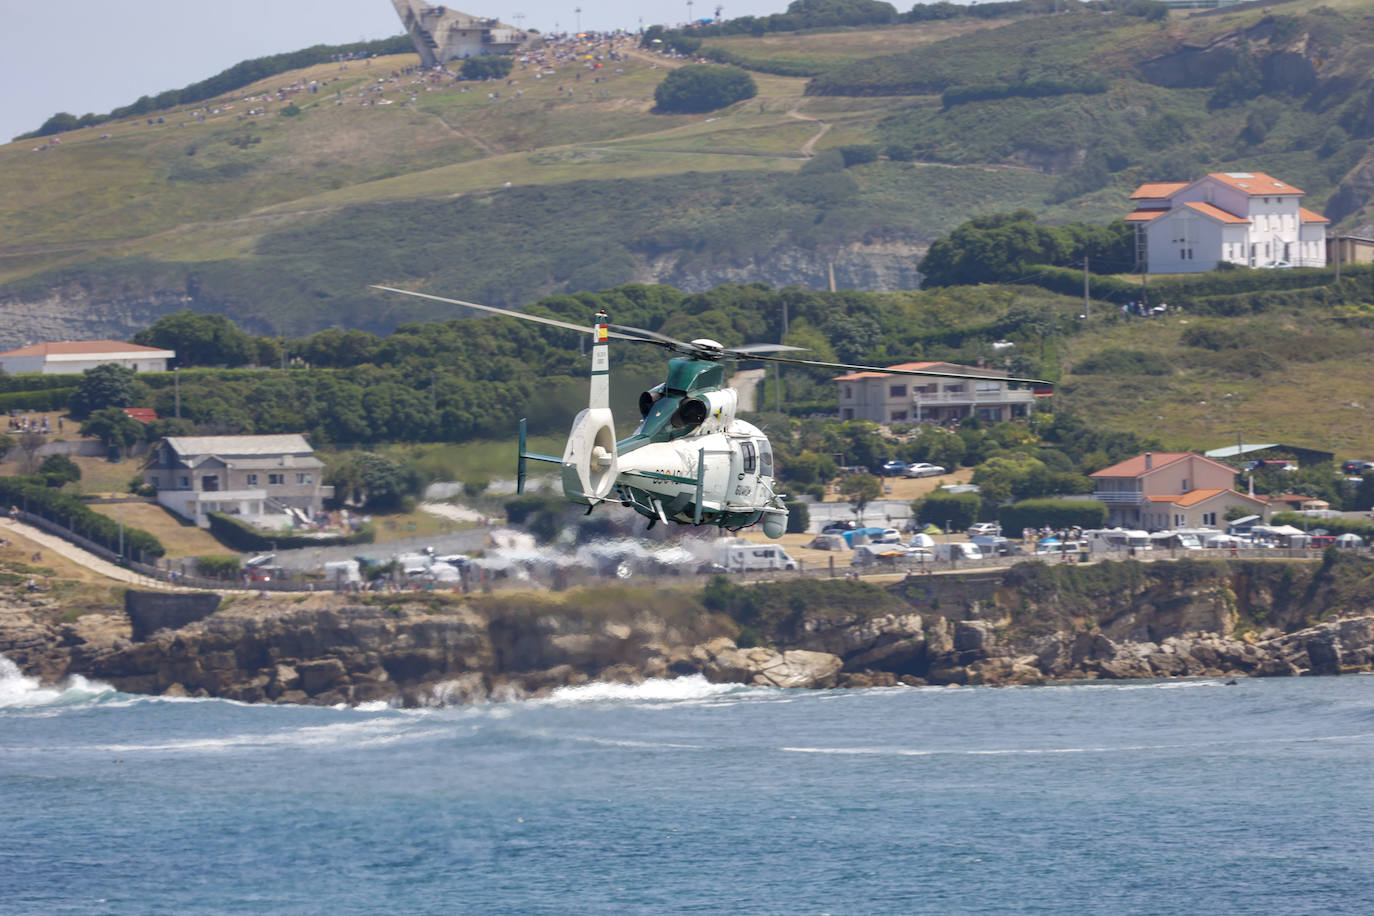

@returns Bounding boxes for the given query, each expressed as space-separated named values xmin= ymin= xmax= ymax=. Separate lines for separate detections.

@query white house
xmin=1125 ymin=172 xmax=1328 ymax=273
xmin=143 ymin=435 xmax=330 ymax=529
xmin=834 ymin=361 xmax=1037 ymax=425
xmin=0 ymin=340 xmax=175 ymax=375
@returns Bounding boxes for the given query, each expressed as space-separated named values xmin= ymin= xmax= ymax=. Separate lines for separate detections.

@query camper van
xmin=933 ymin=542 xmax=983 ymax=562
xmin=1084 ymin=529 xmax=1152 ymax=553
xmin=715 ymin=541 xmax=798 ymax=572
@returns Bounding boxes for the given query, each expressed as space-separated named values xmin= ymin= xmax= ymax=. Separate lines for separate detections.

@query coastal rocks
xmin=694 ymin=637 xmax=843 ymax=689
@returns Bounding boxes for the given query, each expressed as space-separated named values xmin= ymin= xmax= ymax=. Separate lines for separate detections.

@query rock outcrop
xmin=9 ymin=557 xmax=1374 ymax=705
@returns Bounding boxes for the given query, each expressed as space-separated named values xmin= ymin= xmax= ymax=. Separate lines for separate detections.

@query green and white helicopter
xmin=374 ymin=285 xmax=1051 ymax=538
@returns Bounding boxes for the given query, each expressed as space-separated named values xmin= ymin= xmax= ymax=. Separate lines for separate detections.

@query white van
xmin=715 ymin=542 xmax=798 ymax=572
xmin=933 ymin=542 xmax=983 ymax=562
xmin=1084 ymin=529 xmax=1152 ymax=553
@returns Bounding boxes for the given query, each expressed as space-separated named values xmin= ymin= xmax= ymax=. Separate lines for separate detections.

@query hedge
xmin=998 ymin=498 xmax=1108 ymax=533
xmin=207 ymin=511 xmax=374 ymax=552
xmin=0 ymin=387 xmax=76 ymax=412
xmin=0 ymin=374 xmax=81 ymax=394
xmin=915 ymin=490 xmax=980 ymax=531
xmin=0 ymin=476 xmax=165 ymax=559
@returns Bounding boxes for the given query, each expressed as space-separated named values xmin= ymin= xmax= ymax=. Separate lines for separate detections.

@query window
xmin=741 ymin=441 xmax=756 ymax=474
xmin=246 ymin=474 xmax=258 ymax=486
xmin=843 ymin=385 xmax=852 ymax=399
xmin=889 ymin=384 xmax=906 ymax=398
xmin=943 ymin=383 xmax=965 ymax=394
xmin=296 ymin=473 xmax=312 ymax=485
xmin=268 ymin=473 xmax=285 ymax=486
xmin=1203 ymin=512 xmax=1216 ymax=526
xmin=757 ymin=439 xmax=773 ymax=477
xmin=179 ymin=476 xmax=189 ymax=488
xmin=890 ymin=411 xmax=907 ymax=422
xmin=915 ymin=384 xmax=937 ymax=394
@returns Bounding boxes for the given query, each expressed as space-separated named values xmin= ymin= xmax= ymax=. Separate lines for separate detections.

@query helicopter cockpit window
xmin=741 ymin=441 xmax=756 ymax=474
xmin=756 ymin=439 xmax=773 ymax=477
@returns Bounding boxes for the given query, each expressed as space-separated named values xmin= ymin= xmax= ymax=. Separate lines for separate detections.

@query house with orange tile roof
xmin=1089 ymin=451 xmax=1268 ymax=529
xmin=833 ymin=361 xmax=1035 ymax=424
xmin=1125 ymin=172 xmax=1328 ymax=273
xmin=0 ymin=340 xmax=174 ymax=375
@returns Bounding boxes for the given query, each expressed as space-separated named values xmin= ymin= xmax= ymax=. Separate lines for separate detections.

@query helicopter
xmin=373 ymin=285 xmax=1052 ymax=538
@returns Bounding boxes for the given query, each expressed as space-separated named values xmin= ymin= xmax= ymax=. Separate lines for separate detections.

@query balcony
xmin=1093 ymin=490 xmax=1143 ymax=505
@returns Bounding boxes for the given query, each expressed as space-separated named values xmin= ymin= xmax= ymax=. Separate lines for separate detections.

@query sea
xmin=4 ymin=655 xmax=1374 ymax=915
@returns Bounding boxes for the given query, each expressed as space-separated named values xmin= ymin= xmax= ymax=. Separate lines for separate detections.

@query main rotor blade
xmin=371 ymin=285 xmax=641 ymax=340
xmin=606 ymin=322 xmax=699 ymax=352
xmin=744 ymin=352 xmax=1054 ymax=388
xmin=724 ymin=343 xmax=809 ymax=356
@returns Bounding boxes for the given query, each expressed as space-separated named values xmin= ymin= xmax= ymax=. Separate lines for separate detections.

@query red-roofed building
xmin=0 ymin=340 xmax=175 ymax=375
xmin=123 ymin=408 xmax=159 ymax=424
xmin=833 ymin=361 xmax=1035 ymax=424
xmin=1090 ymin=451 xmax=1268 ymax=529
xmin=1124 ymin=172 xmax=1328 ymax=274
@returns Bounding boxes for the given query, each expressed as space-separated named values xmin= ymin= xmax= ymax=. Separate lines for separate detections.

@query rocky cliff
xmin=6 ymin=556 xmax=1374 ymax=705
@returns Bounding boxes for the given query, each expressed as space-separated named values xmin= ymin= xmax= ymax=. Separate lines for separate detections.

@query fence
xmin=14 ymin=510 xmax=313 ymax=592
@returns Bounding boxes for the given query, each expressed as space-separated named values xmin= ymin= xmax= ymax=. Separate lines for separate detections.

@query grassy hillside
xmin=3 ymin=5 xmax=1374 ymax=339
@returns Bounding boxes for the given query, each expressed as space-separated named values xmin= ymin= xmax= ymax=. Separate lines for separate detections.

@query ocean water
xmin=4 ymin=656 xmax=1374 ymax=915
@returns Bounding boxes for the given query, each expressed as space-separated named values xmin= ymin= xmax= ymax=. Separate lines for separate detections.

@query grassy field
xmin=85 ymin=502 xmax=225 ymax=559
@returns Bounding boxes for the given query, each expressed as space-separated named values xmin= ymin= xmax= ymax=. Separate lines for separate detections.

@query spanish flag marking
xmin=596 ymin=324 xmax=608 ymax=342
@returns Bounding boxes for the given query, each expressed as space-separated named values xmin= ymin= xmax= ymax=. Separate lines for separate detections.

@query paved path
xmin=2 ymin=518 xmax=177 ymax=590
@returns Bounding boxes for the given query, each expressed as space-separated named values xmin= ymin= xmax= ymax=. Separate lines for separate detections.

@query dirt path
xmin=787 ymin=107 xmax=830 ymax=157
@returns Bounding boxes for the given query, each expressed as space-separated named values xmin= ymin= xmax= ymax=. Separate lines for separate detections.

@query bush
xmin=915 ymin=489 xmax=980 ymax=531
xmin=460 ymin=57 xmax=514 ymax=81
xmin=196 ymin=555 xmax=242 ymax=578
xmin=654 ymin=65 xmax=757 ymax=114
xmin=38 ymin=454 xmax=81 ymax=488
xmin=998 ymin=498 xmax=1108 ymax=533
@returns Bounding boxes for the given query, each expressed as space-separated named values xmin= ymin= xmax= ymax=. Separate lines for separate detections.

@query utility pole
xmin=574 ymin=6 xmax=581 ymax=32
xmin=174 ymin=367 xmax=181 ymax=419
xmin=1083 ymin=255 xmax=1090 ymax=320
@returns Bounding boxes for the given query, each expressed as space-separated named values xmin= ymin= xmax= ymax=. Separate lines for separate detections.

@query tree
xmin=654 ymin=65 xmax=757 ymax=114
xmin=68 ymin=364 xmax=144 ymax=420
xmin=0 ymin=432 xmax=13 ymax=462
xmin=132 ymin=310 xmax=254 ymax=367
xmin=326 ymin=452 xmax=424 ymax=512
xmin=38 ymin=454 xmax=81 ymax=488
xmin=839 ymin=473 xmax=883 ymax=521
xmin=80 ymin=407 xmax=146 ymax=454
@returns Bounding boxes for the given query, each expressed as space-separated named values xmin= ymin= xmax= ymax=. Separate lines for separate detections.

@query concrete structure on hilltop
xmin=1125 ymin=172 xmax=1328 ymax=273
xmin=390 ymin=1 xmax=526 ymax=66
xmin=0 ymin=340 xmax=174 ymax=375
xmin=834 ymin=361 xmax=1037 ymax=425
xmin=143 ymin=435 xmax=329 ymax=530
xmin=1090 ymin=451 xmax=1269 ymax=530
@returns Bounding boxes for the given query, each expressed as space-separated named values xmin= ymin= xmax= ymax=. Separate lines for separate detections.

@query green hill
xmin=4 ymin=3 xmax=1374 ymax=343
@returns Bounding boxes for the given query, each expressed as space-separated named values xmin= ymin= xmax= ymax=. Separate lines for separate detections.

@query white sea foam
xmin=0 ymin=654 xmax=116 ymax=709
xmin=81 ymin=715 xmax=449 ymax=754
xmin=538 ymin=675 xmax=743 ymax=706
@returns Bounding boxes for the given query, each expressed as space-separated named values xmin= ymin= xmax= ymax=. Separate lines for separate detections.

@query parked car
xmin=901 ymin=462 xmax=947 ymax=478
xmin=880 ymin=460 xmax=909 ymax=476
xmin=1342 ymin=459 xmax=1374 ymax=475
xmin=821 ymin=520 xmax=858 ymax=534
xmin=967 ymin=522 xmax=1001 ymax=537
xmin=1260 ymin=260 xmax=1293 ymax=269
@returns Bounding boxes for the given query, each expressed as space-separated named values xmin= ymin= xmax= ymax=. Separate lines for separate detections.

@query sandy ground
xmin=418 ymin=501 xmax=485 ymax=523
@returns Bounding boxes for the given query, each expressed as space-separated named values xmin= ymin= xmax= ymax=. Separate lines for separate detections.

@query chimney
xmin=1145 ymin=452 xmax=1153 ymax=470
